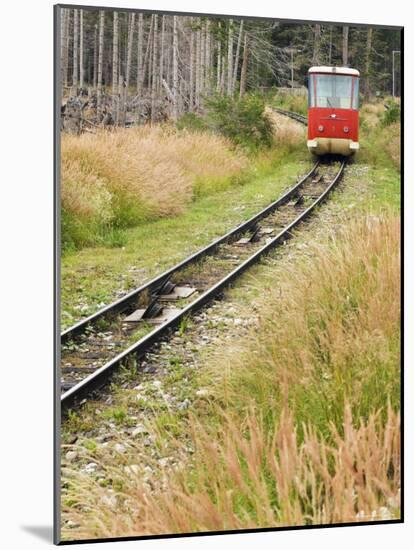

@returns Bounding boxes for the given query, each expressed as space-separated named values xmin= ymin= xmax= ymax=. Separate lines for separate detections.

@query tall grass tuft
xmin=145 ymin=404 xmax=400 ymax=532
xmin=216 ymin=215 xmax=400 ymax=436
xmin=265 ymin=107 xmax=306 ymax=149
xmin=61 ymin=126 xmax=247 ymax=250
xmin=62 ymin=403 xmax=399 ymax=539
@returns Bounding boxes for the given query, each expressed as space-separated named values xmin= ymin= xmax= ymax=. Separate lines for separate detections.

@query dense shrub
xmin=382 ymin=100 xmax=400 ymax=126
xmin=176 ymin=112 xmax=208 ymax=132
xmin=205 ymin=94 xmax=274 ymax=150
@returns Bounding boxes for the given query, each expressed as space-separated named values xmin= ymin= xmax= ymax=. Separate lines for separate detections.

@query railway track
xmin=61 ymin=158 xmax=346 ymax=410
xmin=62 ymin=106 xmax=307 ymax=347
xmin=273 ymin=107 xmax=308 ymax=125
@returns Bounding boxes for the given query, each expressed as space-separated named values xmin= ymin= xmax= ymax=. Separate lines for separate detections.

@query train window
xmin=352 ymin=77 xmax=359 ymax=109
xmin=334 ymin=76 xmax=353 ymax=108
xmin=308 ymin=74 xmax=316 ymax=107
xmin=310 ymin=74 xmax=356 ymax=109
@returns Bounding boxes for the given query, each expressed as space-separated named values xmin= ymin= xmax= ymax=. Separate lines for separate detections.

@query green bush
xmin=382 ymin=101 xmax=400 ymax=126
xmin=272 ymin=91 xmax=308 ymax=116
xmin=205 ymin=94 xmax=274 ymax=150
xmin=176 ymin=112 xmax=208 ymax=132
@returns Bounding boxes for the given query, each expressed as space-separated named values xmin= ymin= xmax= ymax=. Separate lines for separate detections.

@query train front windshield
xmin=308 ymin=74 xmax=359 ymax=109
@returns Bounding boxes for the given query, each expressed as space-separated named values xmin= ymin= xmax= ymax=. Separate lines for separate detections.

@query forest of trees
xmin=59 ymin=8 xmax=401 ymax=129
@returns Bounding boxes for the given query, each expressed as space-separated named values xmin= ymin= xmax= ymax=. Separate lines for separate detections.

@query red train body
xmin=307 ymin=66 xmax=360 ymax=156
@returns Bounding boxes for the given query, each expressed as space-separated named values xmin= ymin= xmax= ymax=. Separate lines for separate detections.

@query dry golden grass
xmin=61 ymin=126 xmax=247 ymax=247
xmin=62 ymin=404 xmax=399 ymax=539
xmin=360 ymin=102 xmax=386 ymax=126
xmin=266 ymin=107 xmax=306 ymax=148
xmin=149 ymin=404 xmax=400 ymax=531
xmin=62 ymin=214 xmax=400 ymax=540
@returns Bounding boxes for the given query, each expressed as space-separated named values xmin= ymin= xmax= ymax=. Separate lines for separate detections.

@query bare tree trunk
xmin=166 ymin=25 xmax=171 ymax=89
xmin=148 ymin=25 xmax=153 ymax=92
xmin=312 ymin=24 xmax=321 ymax=65
xmin=216 ymin=49 xmax=221 ymax=91
xmin=180 ymin=79 xmax=185 ymax=117
xmin=97 ymin=10 xmax=105 ymax=116
xmin=189 ymin=25 xmax=194 ymax=109
xmin=79 ymin=10 xmax=84 ymax=89
xmin=112 ymin=12 xmax=118 ymax=95
xmin=140 ymin=15 xmax=154 ymax=92
xmin=151 ymin=15 xmax=158 ymax=123
xmin=200 ymin=21 xmax=205 ymax=94
xmin=220 ymin=54 xmax=226 ymax=92
xmin=111 ymin=12 xmax=119 ymax=123
xmin=364 ymin=28 xmax=373 ymax=99
xmin=118 ymin=76 xmax=126 ymax=126
xmin=172 ymin=15 xmax=179 ymax=119
xmin=239 ymin=32 xmax=249 ymax=97
xmin=232 ymin=20 xmax=244 ymax=93
xmin=93 ymin=24 xmax=98 ymax=89
xmin=126 ymin=13 xmax=135 ymax=90
xmin=216 ymin=23 xmax=221 ymax=92
xmin=227 ymin=19 xmax=234 ymax=95
xmin=342 ymin=26 xmax=349 ymax=66
xmin=159 ymin=15 xmax=165 ymax=96
xmin=136 ymin=14 xmax=144 ymax=94
xmin=63 ymin=9 xmax=70 ymax=88
xmin=328 ymin=25 xmax=333 ymax=65
xmin=195 ymin=20 xmax=201 ymax=108
xmin=72 ymin=9 xmax=79 ymax=93
xmin=60 ymin=8 xmax=68 ymax=91
xmin=205 ymin=20 xmax=211 ymax=94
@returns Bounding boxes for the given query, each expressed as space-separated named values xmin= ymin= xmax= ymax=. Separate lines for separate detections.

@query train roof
xmin=308 ymin=66 xmax=360 ymax=76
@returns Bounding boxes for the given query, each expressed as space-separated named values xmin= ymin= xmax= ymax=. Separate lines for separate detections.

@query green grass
xmin=363 ymin=166 xmax=400 ymax=210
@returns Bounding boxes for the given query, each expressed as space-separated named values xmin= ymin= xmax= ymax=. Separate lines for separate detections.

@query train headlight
xmin=343 ymin=126 xmax=350 ymax=133
xmin=318 ymin=125 xmax=324 ymax=132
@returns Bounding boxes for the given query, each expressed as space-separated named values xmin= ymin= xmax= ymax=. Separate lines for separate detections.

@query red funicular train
xmin=307 ymin=66 xmax=360 ymax=156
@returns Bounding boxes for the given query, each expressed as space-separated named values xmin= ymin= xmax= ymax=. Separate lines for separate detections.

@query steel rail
xmin=61 ymin=160 xmax=346 ymax=410
xmin=273 ymin=107 xmax=308 ymax=125
xmin=61 ymin=162 xmax=319 ymax=344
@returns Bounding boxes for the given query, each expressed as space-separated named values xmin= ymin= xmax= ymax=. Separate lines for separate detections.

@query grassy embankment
xmin=61 ymin=97 xmax=400 ymax=539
